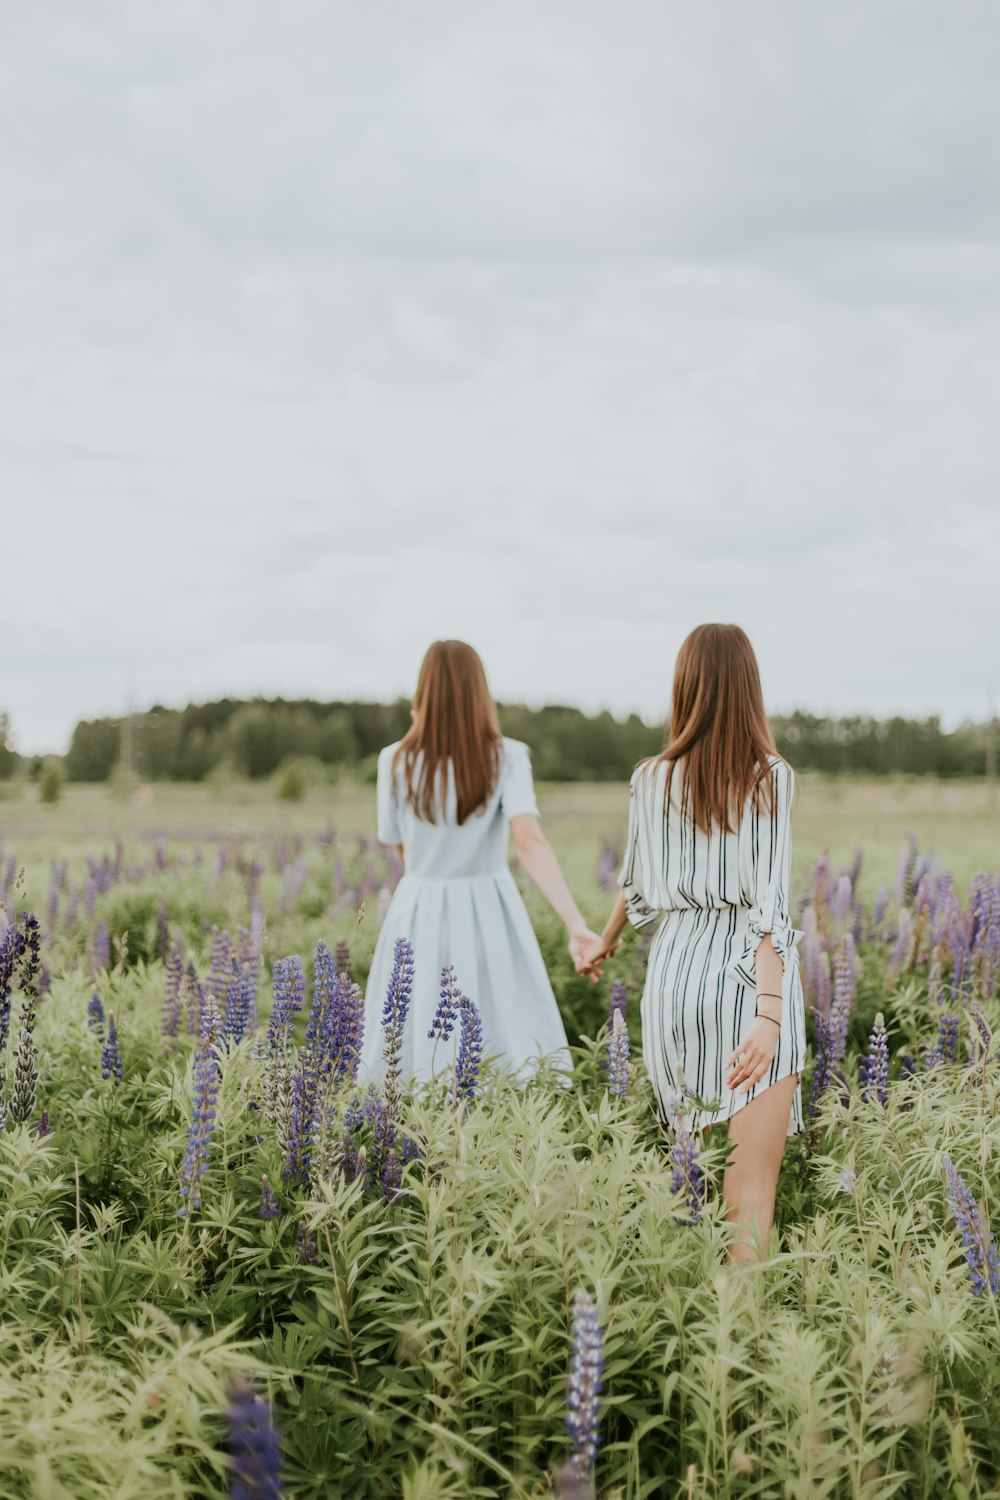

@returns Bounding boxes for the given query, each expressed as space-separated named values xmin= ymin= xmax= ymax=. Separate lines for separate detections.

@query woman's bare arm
xmin=509 ymin=815 xmax=600 ymax=969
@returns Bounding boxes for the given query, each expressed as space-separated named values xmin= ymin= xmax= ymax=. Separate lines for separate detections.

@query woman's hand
xmin=724 ymin=1016 xmax=780 ymax=1093
xmin=570 ymin=930 xmax=621 ymax=981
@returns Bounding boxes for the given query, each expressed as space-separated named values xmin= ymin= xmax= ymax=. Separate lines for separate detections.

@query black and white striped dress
xmin=619 ymin=755 xmax=806 ymax=1136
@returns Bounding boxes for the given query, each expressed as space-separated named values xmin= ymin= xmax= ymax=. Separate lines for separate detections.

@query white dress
xmin=360 ymin=737 xmax=571 ymax=1082
xmin=620 ymin=755 xmax=806 ymax=1136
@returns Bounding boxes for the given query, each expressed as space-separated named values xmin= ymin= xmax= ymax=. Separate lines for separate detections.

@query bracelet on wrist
xmin=756 ymin=1012 xmax=781 ymax=1028
xmin=757 ymin=992 xmax=783 ymax=1001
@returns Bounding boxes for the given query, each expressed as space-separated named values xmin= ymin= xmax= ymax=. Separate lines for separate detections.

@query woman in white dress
xmin=361 ymin=640 xmax=598 ymax=1082
xmin=581 ymin=624 xmax=807 ymax=1263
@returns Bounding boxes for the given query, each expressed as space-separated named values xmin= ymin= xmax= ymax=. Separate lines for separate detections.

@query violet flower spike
xmin=606 ymin=1009 xmax=629 ymax=1099
xmin=943 ymin=1156 xmax=1000 ymax=1297
xmin=101 ymin=1013 xmax=123 ymax=1084
xmin=178 ymin=1050 xmax=219 ymax=1216
xmin=259 ymin=1175 xmax=280 ymax=1221
xmin=565 ymin=1290 xmax=604 ymax=1480
xmin=226 ymin=1375 xmax=283 ymax=1500
xmin=669 ymin=1125 xmax=704 ymax=1223
xmin=858 ymin=1011 xmax=889 ymax=1107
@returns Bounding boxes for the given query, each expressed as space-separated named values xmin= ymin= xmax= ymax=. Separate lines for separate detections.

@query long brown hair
xmin=393 ymin=641 xmax=502 ymax=825
xmin=652 ymin=624 xmax=784 ymax=834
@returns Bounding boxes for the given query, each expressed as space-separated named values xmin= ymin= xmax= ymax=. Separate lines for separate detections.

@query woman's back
xmin=376 ymin=736 xmax=540 ymax=880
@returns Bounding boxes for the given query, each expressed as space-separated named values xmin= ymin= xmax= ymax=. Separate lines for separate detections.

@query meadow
xmin=0 ymin=774 xmax=998 ymax=1498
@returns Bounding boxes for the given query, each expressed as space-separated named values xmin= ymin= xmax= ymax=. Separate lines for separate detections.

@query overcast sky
xmin=2 ymin=2 xmax=998 ymax=754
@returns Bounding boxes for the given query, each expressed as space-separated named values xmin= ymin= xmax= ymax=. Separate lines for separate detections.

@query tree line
xmin=8 ymin=699 xmax=989 ymax=783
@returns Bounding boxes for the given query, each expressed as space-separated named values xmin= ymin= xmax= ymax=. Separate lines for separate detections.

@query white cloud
xmin=1 ymin=2 xmax=998 ymax=752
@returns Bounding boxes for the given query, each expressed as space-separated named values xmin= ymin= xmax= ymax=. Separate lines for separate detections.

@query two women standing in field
xmin=362 ymin=627 xmax=806 ymax=1261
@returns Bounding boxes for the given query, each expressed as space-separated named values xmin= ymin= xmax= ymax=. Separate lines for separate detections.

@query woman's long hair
xmin=653 ymin=624 xmax=784 ymax=834
xmin=393 ymin=641 xmax=502 ymax=826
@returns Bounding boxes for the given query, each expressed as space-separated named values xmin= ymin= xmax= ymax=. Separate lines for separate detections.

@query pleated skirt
xmin=360 ymin=869 xmax=571 ymax=1084
xmin=641 ymin=906 xmax=807 ymax=1137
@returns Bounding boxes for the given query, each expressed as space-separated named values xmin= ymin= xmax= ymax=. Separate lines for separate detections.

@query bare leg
xmin=722 ymin=1074 xmax=798 ymax=1265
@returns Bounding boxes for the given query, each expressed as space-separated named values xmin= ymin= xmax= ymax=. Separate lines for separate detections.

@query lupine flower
xmin=267 ymin=956 xmax=306 ymax=1053
xmin=428 ymin=965 xmax=461 ymax=1044
xmin=184 ymin=962 xmax=205 ymax=1036
xmin=829 ymin=934 xmax=858 ymax=1063
xmin=207 ymin=926 xmax=233 ymax=1004
xmin=606 ymin=1009 xmax=629 ymax=1099
xmin=334 ymin=941 xmax=351 ymax=976
xmin=895 ymin=834 xmax=919 ymax=906
xmin=832 ymin=874 xmax=853 ymax=930
xmin=34 ymin=1109 xmax=52 ymax=1138
xmin=885 ymin=909 xmax=914 ymax=987
xmin=222 ymin=964 xmax=256 ymax=1047
xmin=609 ymin=979 xmax=628 ymax=1021
xmin=282 ymin=1057 xmax=318 ymax=1186
xmin=943 ymin=1156 xmax=1000 ymax=1297
xmin=162 ymin=946 xmax=184 ymax=1042
xmin=226 ymin=1375 xmax=282 ymax=1500
xmin=565 ymin=1290 xmax=603 ymax=1480
xmin=92 ymin=920 xmax=110 ymax=974
xmin=859 ymin=1012 xmax=889 ymax=1106
xmin=9 ymin=916 xmax=41 ymax=1124
xmin=872 ymin=888 xmax=889 ymax=933
xmin=669 ymin=1127 xmax=704 ymax=1223
xmin=259 ymin=1175 xmax=280 ymax=1220
xmin=936 ymin=1011 xmax=960 ymax=1064
xmin=380 ymin=938 xmax=415 ymax=1123
xmin=101 ymin=1013 xmax=123 ymax=1083
xmin=178 ymin=1050 xmax=219 ymax=1216
xmin=968 ymin=1001 xmax=992 ymax=1073
xmin=453 ymin=995 xmax=484 ymax=1105
xmin=807 ymin=1012 xmax=835 ymax=1121
xmin=295 ymin=1219 xmax=317 ymax=1265
xmin=846 ymin=848 xmax=863 ymax=893
xmin=597 ymin=836 xmax=621 ymax=895
xmin=87 ymin=990 xmax=105 ymax=1033
xmin=0 ymin=919 xmax=24 ymax=1054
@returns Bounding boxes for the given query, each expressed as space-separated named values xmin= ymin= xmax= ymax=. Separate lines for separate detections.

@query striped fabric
xmin=619 ymin=755 xmax=806 ymax=1136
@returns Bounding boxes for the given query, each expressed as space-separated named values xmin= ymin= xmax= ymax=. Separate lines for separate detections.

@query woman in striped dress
xmin=580 ymin=624 xmax=806 ymax=1262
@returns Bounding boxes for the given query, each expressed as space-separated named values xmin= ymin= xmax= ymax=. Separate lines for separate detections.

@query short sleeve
xmin=499 ymin=740 xmax=541 ymax=821
xmin=375 ymin=745 xmax=402 ymax=845
xmin=729 ymin=759 xmax=802 ymax=986
xmin=617 ymin=769 xmax=660 ymax=930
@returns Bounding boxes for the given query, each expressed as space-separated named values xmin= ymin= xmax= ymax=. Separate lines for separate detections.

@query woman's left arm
xmin=510 ymin=814 xmax=601 ymax=974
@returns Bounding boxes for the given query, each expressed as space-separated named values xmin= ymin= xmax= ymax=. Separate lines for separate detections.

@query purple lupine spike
xmin=178 ymin=1049 xmax=219 ymax=1216
xmin=832 ymin=874 xmax=853 ymax=929
xmin=453 ymin=995 xmax=484 ymax=1105
xmin=609 ymin=979 xmax=628 ymax=1020
xmin=669 ymin=1125 xmax=705 ymax=1223
xmin=34 ymin=1109 xmax=52 ymax=1138
xmin=564 ymin=1291 xmax=604 ymax=1480
xmin=895 ymin=834 xmax=919 ymax=906
xmin=222 ymin=963 xmax=255 ymax=1047
xmin=606 ymin=1009 xmax=629 ymax=1099
xmin=184 ymin=962 xmax=205 ymax=1036
xmin=935 ymin=1011 xmax=960 ymax=1064
xmin=428 ymin=965 xmax=461 ymax=1043
xmin=847 ymin=848 xmax=863 ymax=893
xmin=829 ymin=934 xmax=858 ymax=1064
xmin=267 ymin=956 xmax=306 ymax=1053
xmin=943 ymin=1156 xmax=1000 ymax=1297
xmin=101 ymin=1013 xmax=123 ymax=1083
xmin=294 ymin=1219 xmax=317 ymax=1265
xmin=898 ymin=1052 xmax=916 ymax=1079
xmin=886 ymin=909 xmax=914 ymax=987
xmin=811 ymin=850 xmax=833 ymax=927
xmin=872 ymin=887 xmax=889 ymax=934
xmin=859 ymin=1011 xmax=889 ymax=1106
xmin=334 ymin=941 xmax=351 ymax=976
xmin=800 ymin=909 xmax=831 ymax=1015
xmin=207 ymin=926 xmax=233 ymax=1004
xmin=259 ymin=1175 xmax=280 ymax=1221
xmin=86 ymin=989 xmax=105 ymax=1034
xmin=327 ymin=976 xmax=365 ymax=1089
xmin=0 ymin=920 xmax=24 ymax=1054
xmin=282 ymin=1056 xmax=317 ymax=1186
xmin=950 ymin=921 xmax=973 ymax=1004
xmin=226 ymin=1375 xmax=282 ymax=1500
xmin=162 ymin=945 xmax=184 ymax=1043
xmin=597 ymin=836 xmax=621 ymax=896
xmin=968 ymin=1001 xmax=992 ymax=1072
xmin=380 ymin=937 xmax=415 ymax=1122
xmin=8 ymin=916 xmax=41 ymax=1124
xmin=92 ymin=920 xmax=110 ymax=974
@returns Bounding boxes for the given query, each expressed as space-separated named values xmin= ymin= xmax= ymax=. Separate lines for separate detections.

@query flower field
xmin=0 ymin=786 xmax=999 ymax=1498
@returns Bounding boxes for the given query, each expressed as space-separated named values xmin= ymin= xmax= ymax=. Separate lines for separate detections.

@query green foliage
xmin=63 ymin=698 xmax=1000 ymax=785
xmin=1 ymin=818 xmax=999 ymax=1496
xmin=38 ymin=760 xmax=64 ymax=804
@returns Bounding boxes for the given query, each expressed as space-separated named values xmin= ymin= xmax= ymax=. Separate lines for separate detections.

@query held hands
xmin=568 ymin=928 xmax=621 ymax=983
xmin=724 ymin=1015 xmax=781 ymax=1094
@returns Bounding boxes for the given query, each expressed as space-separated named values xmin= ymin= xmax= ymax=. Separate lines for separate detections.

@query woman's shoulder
xmin=630 ymin=755 xmax=666 ymax=793
xmin=500 ymin=736 xmax=531 ymax=764
xmin=378 ymin=741 xmax=402 ymax=765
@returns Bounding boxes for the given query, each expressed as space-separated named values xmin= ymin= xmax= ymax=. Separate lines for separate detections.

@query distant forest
xmin=27 ymin=698 xmax=998 ymax=783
